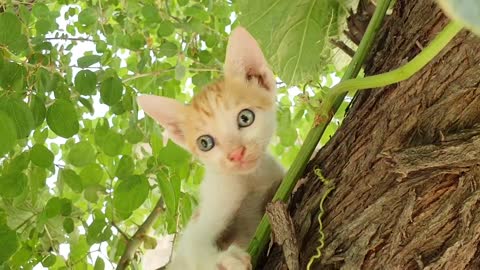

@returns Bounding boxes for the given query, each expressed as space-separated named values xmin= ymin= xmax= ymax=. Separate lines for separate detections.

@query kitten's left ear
xmin=224 ymin=27 xmax=275 ymax=92
xmin=137 ymin=95 xmax=187 ymax=147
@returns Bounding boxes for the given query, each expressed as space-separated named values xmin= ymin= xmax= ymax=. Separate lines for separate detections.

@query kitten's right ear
xmin=137 ymin=95 xmax=186 ymax=146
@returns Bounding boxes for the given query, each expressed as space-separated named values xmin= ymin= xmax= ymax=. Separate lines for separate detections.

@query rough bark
xmin=260 ymin=0 xmax=480 ymax=269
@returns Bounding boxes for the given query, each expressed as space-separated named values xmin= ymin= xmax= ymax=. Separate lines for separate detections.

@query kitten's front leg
xmin=168 ymin=177 xmax=248 ymax=269
xmin=216 ymin=245 xmax=252 ymax=270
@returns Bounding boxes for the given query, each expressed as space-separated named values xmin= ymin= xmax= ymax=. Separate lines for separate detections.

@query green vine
xmin=320 ymin=20 xmax=463 ymax=117
xmin=306 ymin=169 xmax=335 ymax=270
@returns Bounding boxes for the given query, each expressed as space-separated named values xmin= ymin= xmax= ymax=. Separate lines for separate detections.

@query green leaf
xmin=84 ymin=186 xmax=99 ymax=203
xmin=60 ymin=198 xmax=72 ymax=216
xmin=4 ymin=151 xmax=29 ymax=174
xmin=157 ymin=140 xmax=191 ymax=168
xmin=0 ymin=13 xmax=21 ymax=47
xmin=0 ymin=111 xmax=17 ymax=156
xmin=80 ymin=164 xmax=104 ymax=187
xmin=69 ymin=237 xmax=89 ymax=261
xmin=175 ymin=62 xmax=186 ymax=81
xmin=33 ymin=128 xmax=48 ymax=144
xmin=157 ymin=172 xmax=177 ymax=215
xmin=0 ymin=61 xmax=26 ymax=91
xmin=30 ymin=165 xmax=47 ymax=191
xmin=157 ymin=20 xmax=175 ymax=36
xmin=99 ymin=131 xmax=124 ymax=156
xmin=158 ymin=41 xmax=178 ymax=57
xmin=143 ymin=235 xmax=157 ymax=250
xmin=10 ymin=246 xmax=31 ymax=268
xmin=79 ymin=97 xmax=95 ymax=114
xmin=42 ymin=254 xmax=57 ymax=267
xmin=0 ymin=173 xmax=27 ymax=198
xmin=63 ymin=218 xmax=74 ymax=234
xmin=125 ymin=126 xmax=143 ymax=144
xmin=113 ymin=175 xmax=149 ymax=218
xmin=78 ymin=7 xmax=97 ymax=26
xmin=59 ymin=169 xmax=83 ymax=193
xmin=75 ymin=70 xmax=97 ymax=95
xmin=0 ymin=99 xmax=35 ymax=139
xmin=142 ymin=5 xmax=161 ymax=23
xmin=35 ymin=67 xmax=55 ymax=92
xmin=115 ymin=155 xmax=134 ymax=179
xmin=86 ymin=214 xmax=111 ymax=244
xmin=32 ymin=3 xmax=50 ymax=18
xmin=30 ymin=144 xmax=54 ymax=168
xmin=94 ymin=257 xmax=105 ymax=270
xmin=45 ymin=197 xmax=62 ymax=218
xmin=36 ymin=19 xmax=52 ymax=35
xmin=127 ymin=32 xmax=146 ymax=50
xmin=68 ymin=141 xmax=96 ymax=167
xmin=30 ymin=95 xmax=47 ymax=127
xmin=47 ymin=99 xmax=79 ymax=138
xmin=100 ymin=77 xmax=123 ymax=106
xmin=184 ymin=5 xmax=209 ymax=21
xmin=192 ymin=72 xmax=211 ymax=87
xmin=77 ymin=55 xmax=101 ymax=68
xmin=0 ymin=223 xmax=19 ymax=263
xmin=238 ymin=0 xmax=341 ymax=84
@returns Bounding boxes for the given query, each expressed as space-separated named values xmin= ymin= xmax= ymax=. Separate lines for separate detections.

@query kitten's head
xmin=138 ymin=27 xmax=276 ymax=174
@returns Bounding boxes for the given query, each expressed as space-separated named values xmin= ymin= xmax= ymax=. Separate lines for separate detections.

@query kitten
xmin=138 ymin=27 xmax=284 ymax=270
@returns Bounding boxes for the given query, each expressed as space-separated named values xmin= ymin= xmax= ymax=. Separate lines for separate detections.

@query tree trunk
xmin=260 ymin=0 xmax=480 ymax=269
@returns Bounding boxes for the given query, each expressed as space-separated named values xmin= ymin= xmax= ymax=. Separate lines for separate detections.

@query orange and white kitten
xmin=138 ymin=27 xmax=284 ymax=270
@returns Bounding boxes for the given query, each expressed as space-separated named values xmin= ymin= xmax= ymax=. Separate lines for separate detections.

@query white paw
xmin=216 ymin=245 xmax=252 ymax=270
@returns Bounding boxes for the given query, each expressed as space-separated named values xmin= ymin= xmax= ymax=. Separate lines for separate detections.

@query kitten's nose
xmin=228 ymin=146 xmax=246 ymax=162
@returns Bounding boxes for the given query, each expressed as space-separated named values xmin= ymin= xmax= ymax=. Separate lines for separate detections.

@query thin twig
xmin=164 ymin=0 xmax=181 ymax=23
xmin=14 ymin=214 xmax=36 ymax=231
xmin=111 ymin=221 xmax=131 ymax=241
xmin=330 ymin=39 xmax=355 ymax=58
xmin=45 ymin=37 xmax=96 ymax=42
xmin=44 ymin=225 xmax=59 ymax=253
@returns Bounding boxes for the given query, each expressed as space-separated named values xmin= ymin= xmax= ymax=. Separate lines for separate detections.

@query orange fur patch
xmin=182 ymin=76 xmax=275 ymax=153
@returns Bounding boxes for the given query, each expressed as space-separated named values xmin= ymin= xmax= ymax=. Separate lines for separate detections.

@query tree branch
xmin=116 ymin=198 xmax=164 ymax=270
xmin=266 ymin=202 xmax=299 ymax=270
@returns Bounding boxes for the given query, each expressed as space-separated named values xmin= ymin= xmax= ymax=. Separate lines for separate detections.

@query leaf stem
xmin=247 ymin=0 xmax=393 ymax=266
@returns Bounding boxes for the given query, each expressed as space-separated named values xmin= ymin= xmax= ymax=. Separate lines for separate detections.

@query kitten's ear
xmin=137 ymin=95 xmax=186 ymax=146
xmin=224 ymin=27 xmax=275 ymax=92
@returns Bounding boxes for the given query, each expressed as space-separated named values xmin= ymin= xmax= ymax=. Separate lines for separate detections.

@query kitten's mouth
xmin=234 ymin=157 xmax=259 ymax=171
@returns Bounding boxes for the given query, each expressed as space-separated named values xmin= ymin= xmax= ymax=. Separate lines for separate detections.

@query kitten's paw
xmin=216 ymin=245 xmax=252 ymax=270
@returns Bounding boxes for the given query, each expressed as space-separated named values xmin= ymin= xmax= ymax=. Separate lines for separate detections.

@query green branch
xmin=321 ymin=20 xmax=463 ymax=114
xmin=247 ymin=0 xmax=393 ymax=266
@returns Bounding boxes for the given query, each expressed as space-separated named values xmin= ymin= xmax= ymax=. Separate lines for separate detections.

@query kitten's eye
xmin=238 ymin=109 xmax=255 ymax=128
xmin=197 ymin=135 xmax=215 ymax=151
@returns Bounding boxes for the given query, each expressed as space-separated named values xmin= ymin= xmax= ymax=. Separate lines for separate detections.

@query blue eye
xmin=238 ymin=109 xmax=255 ymax=128
xmin=197 ymin=135 xmax=215 ymax=151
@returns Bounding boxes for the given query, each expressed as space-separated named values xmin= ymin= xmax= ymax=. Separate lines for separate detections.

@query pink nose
xmin=228 ymin=146 xmax=246 ymax=162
